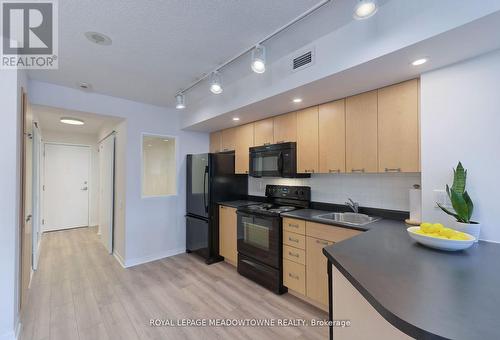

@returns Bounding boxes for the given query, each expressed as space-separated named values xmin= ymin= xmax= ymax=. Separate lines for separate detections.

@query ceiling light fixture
xmin=175 ymin=93 xmax=186 ymax=109
xmin=232 ymin=117 xmax=240 ymax=121
xmin=251 ymin=44 xmax=266 ymax=74
xmin=353 ymin=0 xmax=378 ymax=20
xmin=411 ymin=58 xmax=428 ymax=66
xmin=84 ymin=31 xmax=112 ymax=46
xmin=292 ymin=98 xmax=303 ymax=103
xmin=209 ymin=71 xmax=223 ymax=94
xmin=174 ymin=0 xmax=331 ymax=102
xmin=60 ymin=117 xmax=85 ymax=125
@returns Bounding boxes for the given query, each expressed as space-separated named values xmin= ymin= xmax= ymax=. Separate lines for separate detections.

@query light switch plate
xmin=433 ymin=189 xmax=452 ymax=208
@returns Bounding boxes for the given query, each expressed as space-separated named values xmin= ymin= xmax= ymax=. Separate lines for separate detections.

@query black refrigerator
xmin=186 ymin=152 xmax=248 ymax=264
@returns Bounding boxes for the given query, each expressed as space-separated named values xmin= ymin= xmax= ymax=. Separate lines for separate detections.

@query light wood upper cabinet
xmin=221 ymin=127 xmax=237 ymax=152
xmin=378 ymin=79 xmax=420 ymax=173
xmin=297 ymin=106 xmax=319 ymax=174
xmin=254 ymin=118 xmax=274 ymax=146
xmin=235 ymin=123 xmax=254 ymax=174
xmin=209 ymin=131 xmax=222 ymax=153
xmin=319 ymin=99 xmax=346 ymax=173
xmin=306 ymin=236 xmax=332 ymax=307
xmin=219 ymin=205 xmax=237 ymax=265
xmin=273 ymin=111 xmax=297 ymax=144
xmin=346 ymin=90 xmax=378 ymax=173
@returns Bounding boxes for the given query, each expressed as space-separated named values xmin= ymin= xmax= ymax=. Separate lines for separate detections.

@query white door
xmin=99 ymin=135 xmax=115 ymax=254
xmin=43 ymin=144 xmax=90 ymax=231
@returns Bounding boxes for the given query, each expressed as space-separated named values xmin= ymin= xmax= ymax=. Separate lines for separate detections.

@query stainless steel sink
xmin=315 ymin=212 xmax=381 ymax=227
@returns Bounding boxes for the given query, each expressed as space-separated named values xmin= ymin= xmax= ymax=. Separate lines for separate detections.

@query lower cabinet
xmin=282 ymin=218 xmax=362 ymax=310
xmin=219 ymin=205 xmax=237 ymax=265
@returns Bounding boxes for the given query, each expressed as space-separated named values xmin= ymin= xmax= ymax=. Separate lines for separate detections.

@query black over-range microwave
xmin=249 ymin=142 xmax=310 ymax=178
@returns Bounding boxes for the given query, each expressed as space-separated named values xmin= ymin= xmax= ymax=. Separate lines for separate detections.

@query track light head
xmin=175 ymin=93 xmax=186 ymax=109
xmin=209 ymin=71 xmax=223 ymax=94
xmin=251 ymin=44 xmax=266 ymax=74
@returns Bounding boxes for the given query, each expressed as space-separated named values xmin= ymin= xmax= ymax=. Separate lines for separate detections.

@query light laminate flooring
xmin=20 ymin=227 xmax=328 ymax=340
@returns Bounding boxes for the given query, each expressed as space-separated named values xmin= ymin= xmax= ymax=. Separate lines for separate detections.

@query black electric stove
xmin=236 ymin=185 xmax=311 ymax=294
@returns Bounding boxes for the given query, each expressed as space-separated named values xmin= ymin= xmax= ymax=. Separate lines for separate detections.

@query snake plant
xmin=437 ymin=162 xmax=475 ymax=223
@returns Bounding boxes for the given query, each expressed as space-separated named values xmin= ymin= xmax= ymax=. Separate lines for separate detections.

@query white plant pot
xmin=453 ymin=221 xmax=481 ymax=242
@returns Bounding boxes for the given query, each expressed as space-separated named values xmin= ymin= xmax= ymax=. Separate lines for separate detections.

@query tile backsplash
xmin=249 ymin=173 xmax=421 ymax=211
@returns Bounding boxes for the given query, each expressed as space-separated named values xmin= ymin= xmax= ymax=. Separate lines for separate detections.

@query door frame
xmin=41 ymin=142 xmax=92 ymax=232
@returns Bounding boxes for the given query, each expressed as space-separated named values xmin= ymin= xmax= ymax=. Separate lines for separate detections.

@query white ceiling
xmin=33 ymin=105 xmax=122 ymax=135
xmin=28 ymin=0 xmax=329 ymax=108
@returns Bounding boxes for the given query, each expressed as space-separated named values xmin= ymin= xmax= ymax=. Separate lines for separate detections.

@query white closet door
xmin=99 ymin=134 xmax=115 ymax=254
xmin=44 ymin=144 xmax=90 ymax=231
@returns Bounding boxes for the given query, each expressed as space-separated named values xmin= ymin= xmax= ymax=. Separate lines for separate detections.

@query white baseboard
xmin=114 ymin=248 xmax=185 ymax=268
xmin=112 ymin=251 xmax=127 ymax=268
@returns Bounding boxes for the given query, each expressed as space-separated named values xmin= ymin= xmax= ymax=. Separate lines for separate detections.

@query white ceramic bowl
xmin=407 ymin=227 xmax=475 ymax=251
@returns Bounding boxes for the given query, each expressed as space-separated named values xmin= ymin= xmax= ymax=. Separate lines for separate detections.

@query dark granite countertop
xmin=217 ymin=200 xmax=261 ymax=208
xmin=321 ymin=219 xmax=500 ymax=340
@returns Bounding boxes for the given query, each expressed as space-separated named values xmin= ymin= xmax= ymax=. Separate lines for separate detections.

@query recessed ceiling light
xmin=84 ymin=31 xmax=112 ymax=46
xmin=353 ymin=0 xmax=378 ymax=20
xmin=77 ymin=82 xmax=92 ymax=91
xmin=60 ymin=117 xmax=84 ymax=125
xmin=292 ymin=98 xmax=303 ymax=103
xmin=232 ymin=117 xmax=240 ymax=121
xmin=163 ymin=139 xmax=169 ymax=142
xmin=411 ymin=58 xmax=428 ymax=66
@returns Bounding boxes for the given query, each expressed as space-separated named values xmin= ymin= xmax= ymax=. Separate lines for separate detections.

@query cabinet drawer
xmin=283 ymin=259 xmax=306 ymax=295
xmin=306 ymin=221 xmax=362 ymax=243
xmin=283 ymin=244 xmax=306 ymax=265
xmin=283 ymin=218 xmax=305 ymax=235
xmin=283 ymin=230 xmax=306 ymax=250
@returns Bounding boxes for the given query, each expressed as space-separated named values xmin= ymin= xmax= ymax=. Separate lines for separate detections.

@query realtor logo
xmin=1 ymin=0 xmax=58 ymax=69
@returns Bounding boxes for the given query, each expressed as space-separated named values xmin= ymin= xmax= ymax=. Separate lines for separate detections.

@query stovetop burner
xmin=243 ymin=203 xmax=299 ymax=215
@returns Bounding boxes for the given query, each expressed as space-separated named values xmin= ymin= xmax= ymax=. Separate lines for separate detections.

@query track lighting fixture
xmin=251 ymin=45 xmax=266 ymax=74
xmin=209 ymin=71 xmax=223 ymax=94
xmin=175 ymin=93 xmax=186 ymax=109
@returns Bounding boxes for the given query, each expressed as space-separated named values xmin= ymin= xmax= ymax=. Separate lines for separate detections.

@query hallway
xmin=20 ymin=227 xmax=328 ymax=340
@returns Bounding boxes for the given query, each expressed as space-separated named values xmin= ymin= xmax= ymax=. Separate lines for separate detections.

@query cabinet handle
xmin=288 ymin=223 xmax=299 ymax=229
xmin=223 ymin=148 xmax=229 ymax=151
xmin=304 ymin=169 xmax=315 ymax=173
xmin=385 ymin=168 xmax=401 ymax=172
xmin=316 ymin=239 xmax=329 ymax=246
xmin=288 ymin=273 xmax=299 ymax=280
xmin=263 ymin=142 xmax=271 ymax=146
xmin=328 ymin=169 xmax=340 ymax=173
xmin=351 ymin=168 xmax=365 ymax=173
xmin=277 ymin=140 xmax=285 ymax=144
xmin=288 ymin=237 xmax=299 ymax=243
xmin=245 ymin=170 xmax=249 ymax=174
xmin=288 ymin=251 xmax=300 ymax=258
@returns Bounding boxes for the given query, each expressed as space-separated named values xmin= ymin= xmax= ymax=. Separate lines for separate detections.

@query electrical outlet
xmin=433 ymin=189 xmax=452 ymax=208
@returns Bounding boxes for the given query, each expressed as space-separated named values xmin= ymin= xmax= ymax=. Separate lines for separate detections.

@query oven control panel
xmin=265 ymin=185 xmax=311 ymax=201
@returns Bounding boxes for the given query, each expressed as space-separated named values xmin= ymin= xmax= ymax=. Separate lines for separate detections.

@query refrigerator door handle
xmin=203 ymin=166 xmax=209 ymax=213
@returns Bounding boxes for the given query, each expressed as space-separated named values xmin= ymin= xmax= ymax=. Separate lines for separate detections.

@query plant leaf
xmin=437 ymin=203 xmax=460 ymax=220
xmin=463 ymin=191 xmax=474 ymax=222
xmin=451 ymin=162 xmax=466 ymax=194
xmin=450 ymin=188 xmax=468 ymax=223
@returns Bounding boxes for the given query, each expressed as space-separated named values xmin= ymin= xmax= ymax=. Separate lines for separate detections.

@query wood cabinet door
xmin=273 ymin=111 xmax=297 ymax=144
xmin=235 ymin=123 xmax=254 ymax=174
xmin=378 ymin=79 xmax=419 ymax=173
xmin=297 ymin=106 xmax=319 ymax=174
xmin=319 ymin=99 xmax=346 ymax=173
xmin=219 ymin=205 xmax=237 ymax=265
xmin=346 ymin=90 xmax=378 ymax=173
xmin=306 ymin=236 xmax=332 ymax=307
xmin=254 ymin=118 xmax=274 ymax=146
xmin=221 ymin=127 xmax=237 ymax=152
xmin=209 ymin=131 xmax=222 ymax=153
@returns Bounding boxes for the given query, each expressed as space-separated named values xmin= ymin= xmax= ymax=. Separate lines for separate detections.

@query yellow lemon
xmin=439 ymin=228 xmax=455 ymax=238
xmin=433 ymin=223 xmax=445 ymax=232
xmin=420 ymin=222 xmax=433 ymax=233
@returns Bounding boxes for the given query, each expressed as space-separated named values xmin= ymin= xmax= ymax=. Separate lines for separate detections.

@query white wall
xmin=249 ymin=173 xmax=421 ymax=211
xmin=421 ymin=48 xmax=500 ymax=242
xmin=0 ymin=68 xmax=26 ymax=340
xmin=41 ymin=130 xmax=100 ymax=226
xmin=28 ymin=80 xmax=209 ymax=267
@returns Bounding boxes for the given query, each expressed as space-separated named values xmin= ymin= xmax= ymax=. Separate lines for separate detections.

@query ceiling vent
xmin=292 ymin=48 xmax=315 ymax=72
